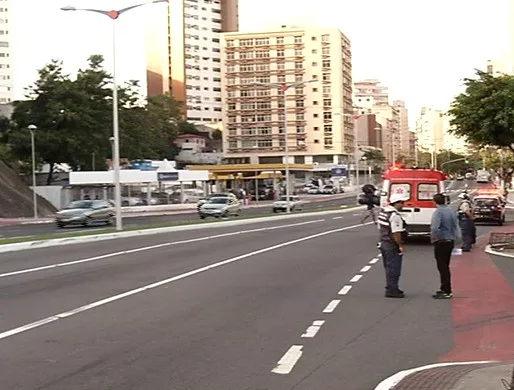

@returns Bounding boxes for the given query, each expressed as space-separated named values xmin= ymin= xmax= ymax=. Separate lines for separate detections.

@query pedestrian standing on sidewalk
xmin=377 ymin=193 xmax=408 ymax=298
xmin=430 ymin=193 xmax=460 ymax=300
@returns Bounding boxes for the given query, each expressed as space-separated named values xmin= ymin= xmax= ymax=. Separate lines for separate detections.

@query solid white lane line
xmin=322 ymin=299 xmax=340 ymax=313
xmin=0 ymin=219 xmax=325 ymax=279
xmin=360 ymin=265 xmax=372 ymax=273
xmin=338 ymin=285 xmax=352 ymax=295
xmin=271 ymin=345 xmax=303 ymax=374
xmin=370 ymin=258 xmax=379 ymax=264
xmin=0 ymin=221 xmax=373 ymax=341
xmin=301 ymin=320 xmax=325 ymax=338
xmin=350 ymin=275 xmax=363 ymax=282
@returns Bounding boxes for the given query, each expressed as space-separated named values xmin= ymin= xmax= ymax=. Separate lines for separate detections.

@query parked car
xmin=197 ymin=193 xmax=238 ymax=210
xmin=272 ymin=195 xmax=304 ymax=212
xmin=321 ymin=185 xmax=337 ymax=194
xmin=198 ymin=197 xmax=241 ymax=219
xmin=473 ymin=195 xmax=506 ymax=225
xmin=121 ymin=196 xmax=144 ymax=207
xmin=55 ymin=200 xmax=115 ymax=228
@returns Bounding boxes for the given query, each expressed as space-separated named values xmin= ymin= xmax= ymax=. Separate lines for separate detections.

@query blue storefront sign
xmin=330 ymin=167 xmax=347 ymax=177
xmin=157 ymin=172 xmax=179 ymax=181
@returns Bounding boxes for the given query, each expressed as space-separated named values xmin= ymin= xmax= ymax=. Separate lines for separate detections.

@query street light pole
xmin=28 ymin=125 xmax=37 ymax=219
xmin=61 ymin=0 xmax=167 ymax=231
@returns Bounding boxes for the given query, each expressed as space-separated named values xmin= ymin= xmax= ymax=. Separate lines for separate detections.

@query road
xmin=0 ymin=193 xmax=355 ymax=239
xmin=0 ymin=180 xmax=507 ymax=390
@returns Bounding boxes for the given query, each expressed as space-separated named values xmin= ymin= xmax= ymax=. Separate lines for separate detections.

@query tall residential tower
xmin=145 ymin=0 xmax=239 ymax=123
xmin=0 ymin=0 xmax=12 ymax=104
xmin=221 ymin=27 xmax=354 ymax=165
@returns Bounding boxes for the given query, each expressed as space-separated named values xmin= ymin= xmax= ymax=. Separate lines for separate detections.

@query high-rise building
xmin=0 ymin=0 xmax=12 ymax=104
xmin=145 ymin=0 xmax=239 ymax=123
xmin=442 ymin=114 xmax=468 ymax=155
xmin=373 ymin=105 xmax=400 ymax=164
xmin=416 ymin=106 xmax=444 ymax=153
xmin=353 ymin=79 xmax=389 ymax=109
xmin=221 ymin=27 xmax=354 ymax=166
xmin=393 ymin=100 xmax=410 ymax=154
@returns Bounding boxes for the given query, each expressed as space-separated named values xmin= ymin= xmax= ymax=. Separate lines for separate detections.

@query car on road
xmin=321 ymin=185 xmax=337 ymax=194
xmin=198 ymin=197 xmax=241 ymax=219
xmin=55 ymin=200 xmax=115 ymax=228
xmin=473 ymin=195 xmax=506 ymax=225
xmin=272 ymin=195 xmax=304 ymax=213
xmin=197 ymin=193 xmax=238 ymax=210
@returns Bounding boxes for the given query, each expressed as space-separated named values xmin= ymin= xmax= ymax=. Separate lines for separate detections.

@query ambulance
xmin=380 ymin=167 xmax=448 ymax=236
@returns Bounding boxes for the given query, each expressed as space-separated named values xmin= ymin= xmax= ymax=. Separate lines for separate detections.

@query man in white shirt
xmin=377 ymin=193 xmax=409 ymax=298
xmin=457 ymin=192 xmax=474 ymax=251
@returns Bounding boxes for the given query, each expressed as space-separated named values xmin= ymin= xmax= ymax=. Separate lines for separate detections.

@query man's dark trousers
xmin=459 ymin=217 xmax=473 ymax=251
xmin=434 ymin=240 xmax=454 ymax=294
xmin=380 ymin=242 xmax=402 ymax=292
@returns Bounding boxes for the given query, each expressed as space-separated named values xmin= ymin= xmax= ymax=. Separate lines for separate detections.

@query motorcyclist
xmin=457 ymin=192 xmax=475 ymax=251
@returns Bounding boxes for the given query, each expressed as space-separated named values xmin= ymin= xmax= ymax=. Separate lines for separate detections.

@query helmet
xmin=458 ymin=192 xmax=469 ymax=200
xmin=389 ymin=193 xmax=409 ymax=204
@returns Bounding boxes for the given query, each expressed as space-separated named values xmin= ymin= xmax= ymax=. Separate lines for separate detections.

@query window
xmin=294 ymin=36 xmax=302 ymax=43
xmin=324 ymin=137 xmax=333 ymax=145
xmin=240 ymin=39 xmax=253 ymax=46
xmin=256 ymin=50 xmax=270 ymax=58
xmin=296 ymin=100 xmax=304 ymax=107
xmin=313 ymin=101 xmax=319 ymax=105
xmin=228 ymin=103 xmax=236 ymax=110
xmin=239 ymin=51 xmax=253 ymax=59
xmin=295 ymin=74 xmax=303 ymax=81
xmin=277 ymin=49 xmax=284 ymax=57
xmin=277 ymin=37 xmax=284 ymax=44
xmin=324 ymin=125 xmax=332 ymax=133
xmin=321 ymin=34 xmax=330 ymax=42
xmin=278 ymin=74 xmax=286 ymax=82
xmin=296 ymin=113 xmax=304 ymax=120
xmin=240 ymin=64 xmax=254 ymax=71
xmin=322 ymin=47 xmax=330 ymax=55
xmin=323 ymin=112 xmax=332 ymax=120
xmin=322 ymin=59 xmax=330 ymax=68
xmin=229 ymin=141 xmax=238 ymax=149
xmin=256 ymin=63 xmax=270 ymax=71
xmin=312 ymin=49 xmax=317 ymax=54
xmin=313 ymin=113 xmax=319 ymax=118
xmin=258 ymin=127 xmax=271 ymax=135
xmin=295 ymin=49 xmax=302 ymax=56
xmin=311 ymin=36 xmax=317 ymax=41
xmin=312 ymin=62 xmax=318 ymax=66
xmin=390 ymin=183 xmax=411 ymax=200
xmin=226 ymin=40 xmax=234 ymax=47
xmin=323 ymin=98 xmax=331 ymax=106
xmin=227 ymin=52 xmax=235 ymax=59
xmin=417 ymin=183 xmax=438 ymax=201
xmin=295 ymin=61 xmax=302 ymax=69
xmin=296 ymin=126 xmax=305 ymax=133
xmin=258 ymin=140 xmax=272 ymax=148
xmin=255 ymin=38 xmax=269 ymax=45
xmin=322 ymin=73 xmax=331 ymax=81
xmin=256 ymin=101 xmax=271 ymax=109
xmin=314 ymin=127 xmax=319 ymax=131
xmin=241 ymin=102 xmax=255 ymax=110
xmin=277 ymin=61 xmax=285 ymax=69
xmin=323 ymin=85 xmax=331 ymax=93
xmin=242 ymin=140 xmax=257 ymax=148
xmin=256 ymin=76 xmax=270 ymax=83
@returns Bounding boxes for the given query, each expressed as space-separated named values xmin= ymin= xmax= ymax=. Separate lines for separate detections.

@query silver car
xmin=55 ymin=200 xmax=115 ymax=228
xmin=198 ymin=197 xmax=241 ymax=219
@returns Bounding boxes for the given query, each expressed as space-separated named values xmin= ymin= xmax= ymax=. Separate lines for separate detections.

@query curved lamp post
xmin=61 ymin=0 xmax=168 ymax=231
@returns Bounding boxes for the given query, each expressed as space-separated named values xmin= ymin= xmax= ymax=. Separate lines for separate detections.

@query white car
xmin=273 ymin=196 xmax=304 ymax=212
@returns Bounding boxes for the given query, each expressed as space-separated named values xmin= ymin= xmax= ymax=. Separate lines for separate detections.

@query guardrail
xmin=489 ymin=232 xmax=514 ymax=248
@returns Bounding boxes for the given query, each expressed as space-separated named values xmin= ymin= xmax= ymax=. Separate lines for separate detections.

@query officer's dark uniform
xmin=378 ymin=207 xmax=406 ymax=296
xmin=458 ymin=198 xmax=474 ymax=252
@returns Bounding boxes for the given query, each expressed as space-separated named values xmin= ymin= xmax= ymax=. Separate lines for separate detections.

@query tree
xmin=435 ymin=150 xmax=470 ymax=173
xmin=362 ymin=149 xmax=385 ymax=172
xmin=449 ymin=70 xmax=514 ymax=152
xmin=177 ymin=120 xmax=200 ymax=135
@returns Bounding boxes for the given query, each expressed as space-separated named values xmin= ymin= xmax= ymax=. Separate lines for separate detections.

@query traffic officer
xmin=377 ymin=193 xmax=409 ymax=298
xmin=457 ymin=192 xmax=475 ymax=252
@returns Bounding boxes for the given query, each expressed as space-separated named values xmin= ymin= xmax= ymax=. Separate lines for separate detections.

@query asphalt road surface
xmin=0 ymin=193 xmax=356 ymax=239
xmin=0 ymin=180 xmax=506 ymax=390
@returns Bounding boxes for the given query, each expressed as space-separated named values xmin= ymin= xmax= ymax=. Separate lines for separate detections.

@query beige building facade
xmin=0 ymin=0 xmax=12 ymax=104
xmin=145 ymin=0 xmax=239 ymax=122
xmin=393 ymin=100 xmax=410 ymax=154
xmin=221 ymin=27 xmax=354 ymax=165
xmin=416 ymin=106 xmax=445 ymax=153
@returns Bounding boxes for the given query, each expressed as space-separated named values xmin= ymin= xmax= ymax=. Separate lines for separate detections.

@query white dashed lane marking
xmin=338 ymin=285 xmax=352 ymax=295
xmin=370 ymin=258 xmax=379 ymax=264
xmin=360 ymin=265 xmax=372 ymax=273
xmin=271 ymin=345 xmax=304 ymax=374
xmin=350 ymin=274 xmax=363 ymax=282
xmin=322 ymin=299 xmax=341 ymax=313
xmin=301 ymin=320 xmax=325 ymax=338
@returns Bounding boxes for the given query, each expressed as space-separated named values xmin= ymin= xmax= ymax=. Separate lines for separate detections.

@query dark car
xmin=55 ymin=200 xmax=115 ymax=228
xmin=473 ymin=196 xmax=506 ymax=225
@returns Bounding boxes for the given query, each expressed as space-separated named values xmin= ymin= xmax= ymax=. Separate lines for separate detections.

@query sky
xmin=11 ymin=0 xmax=510 ymax=126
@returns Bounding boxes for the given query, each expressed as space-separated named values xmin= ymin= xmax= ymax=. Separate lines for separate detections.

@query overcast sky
xmin=11 ymin=0 xmax=510 ymax=125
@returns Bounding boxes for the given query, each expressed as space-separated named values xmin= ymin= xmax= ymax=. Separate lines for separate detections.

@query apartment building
xmin=373 ymin=105 xmax=400 ymax=164
xmin=145 ymin=0 xmax=239 ymax=122
xmin=0 ymin=0 xmax=12 ymax=104
xmin=443 ymin=114 xmax=468 ymax=154
xmin=416 ymin=106 xmax=445 ymax=153
xmin=221 ymin=27 xmax=354 ymax=165
xmin=354 ymin=114 xmax=380 ymax=149
xmin=393 ymin=100 xmax=410 ymax=154
xmin=354 ymin=79 xmax=389 ymax=108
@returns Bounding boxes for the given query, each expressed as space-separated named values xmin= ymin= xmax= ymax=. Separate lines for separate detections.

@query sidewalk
xmin=376 ymin=362 xmax=513 ymax=390
xmin=376 ymin=220 xmax=514 ymax=389
xmin=0 ymin=192 xmax=355 ymax=226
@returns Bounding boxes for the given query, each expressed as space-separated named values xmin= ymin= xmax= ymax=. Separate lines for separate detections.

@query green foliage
xmin=177 ymin=120 xmax=200 ymax=135
xmin=449 ymin=70 xmax=514 ymax=151
xmin=436 ymin=150 xmax=470 ymax=173
xmin=5 ymin=55 xmax=182 ymax=184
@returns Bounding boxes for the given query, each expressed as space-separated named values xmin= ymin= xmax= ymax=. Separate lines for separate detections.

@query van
xmin=380 ymin=167 xmax=448 ymax=235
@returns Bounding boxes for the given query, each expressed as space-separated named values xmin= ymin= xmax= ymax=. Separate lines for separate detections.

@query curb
xmin=485 ymin=244 xmax=514 ymax=259
xmin=374 ymin=361 xmax=497 ymax=389
xmin=0 ymin=206 xmax=365 ymax=254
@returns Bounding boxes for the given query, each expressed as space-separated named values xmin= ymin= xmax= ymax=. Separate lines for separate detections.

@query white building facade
xmin=221 ymin=27 xmax=354 ymax=165
xmin=0 ymin=0 xmax=12 ymax=104
xmin=416 ymin=106 xmax=445 ymax=153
